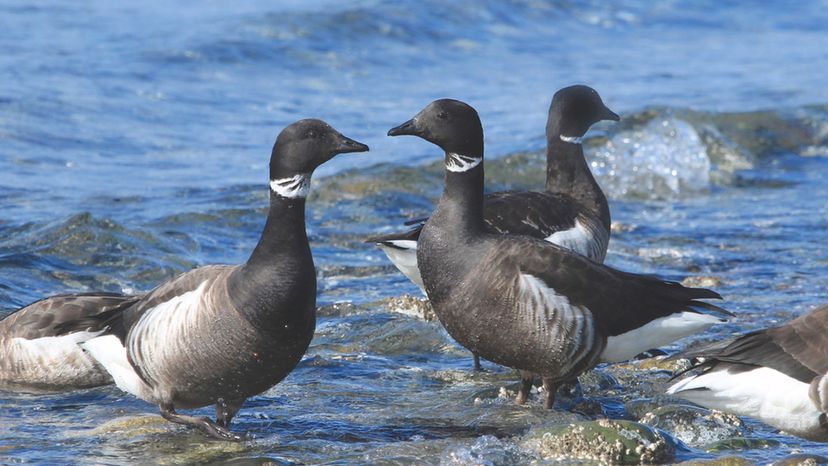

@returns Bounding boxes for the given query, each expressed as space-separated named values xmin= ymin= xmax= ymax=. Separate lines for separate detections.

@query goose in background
xmin=0 ymin=293 xmax=138 ymax=391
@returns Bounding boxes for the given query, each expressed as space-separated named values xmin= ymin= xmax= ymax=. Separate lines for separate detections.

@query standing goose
xmin=0 ymin=293 xmax=139 ymax=391
xmin=369 ymin=85 xmax=618 ymax=372
xmin=389 ymin=99 xmax=729 ymax=409
xmin=57 ymin=120 xmax=368 ymax=440
xmin=667 ymin=303 xmax=828 ymax=441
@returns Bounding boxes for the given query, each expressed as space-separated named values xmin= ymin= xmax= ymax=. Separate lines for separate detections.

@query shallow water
xmin=2 ymin=1 xmax=828 ymax=464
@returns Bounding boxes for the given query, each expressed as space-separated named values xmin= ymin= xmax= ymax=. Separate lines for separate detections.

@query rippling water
xmin=2 ymin=1 xmax=828 ymax=464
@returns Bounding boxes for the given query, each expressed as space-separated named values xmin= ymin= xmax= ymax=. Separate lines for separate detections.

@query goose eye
xmin=306 ymin=130 xmax=317 ymax=139
xmin=437 ymin=111 xmax=448 ymax=120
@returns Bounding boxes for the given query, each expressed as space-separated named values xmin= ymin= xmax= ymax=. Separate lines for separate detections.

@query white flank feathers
xmin=559 ymin=135 xmax=583 ymax=144
xmin=519 ymin=273 xmax=594 ymax=373
xmin=545 ymin=219 xmax=602 ymax=260
xmin=270 ymin=174 xmax=310 ymax=198
xmin=126 ymin=282 xmax=209 ymax=399
xmin=81 ymin=334 xmax=152 ymax=400
xmin=668 ymin=365 xmax=825 ymax=440
xmin=82 ymin=281 xmax=210 ymax=403
xmin=445 ymin=153 xmax=482 ymax=173
xmin=600 ymin=312 xmax=723 ymax=363
xmin=377 ymin=241 xmax=425 ymax=292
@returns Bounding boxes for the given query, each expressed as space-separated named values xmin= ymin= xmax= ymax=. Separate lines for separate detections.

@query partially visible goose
xmin=0 ymin=293 xmax=138 ymax=391
xmin=57 ymin=120 xmax=368 ymax=440
xmin=667 ymin=304 xmax=828 ymax=441
xmin=388 ymin=98 xmax=729 ymax=409
xmin=370 ymin=85 xmax=619 ymax=373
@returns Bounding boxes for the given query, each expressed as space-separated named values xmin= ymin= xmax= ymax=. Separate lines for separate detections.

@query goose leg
xmin=215 ymin=398 xmax=244 ymax=428
xmin=542 ymin=377 xmax=558 ymax=410
xmin=159 ymin=403 xmax=241 ymax=441
xmin=472 ymin=353 xmax=483 ymax=371
xmin=516 ymin=371 xmax=534 ymax=405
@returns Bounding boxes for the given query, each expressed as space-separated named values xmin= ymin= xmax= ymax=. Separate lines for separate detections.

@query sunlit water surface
xmin=2 ymin=1 xmax=828 ymax=463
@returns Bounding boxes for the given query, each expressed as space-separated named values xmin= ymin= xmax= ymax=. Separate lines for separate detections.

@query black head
xmin=547 ymin=85 xmax=619 ymax=138
xmin=388 ymin=99 xmax=483 ymax=157
xmin=270 ymin=119 xmax=369 ymax=179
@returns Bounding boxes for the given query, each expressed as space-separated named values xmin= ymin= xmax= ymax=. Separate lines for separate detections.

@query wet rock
xmin=676 ymin=456 xmax=753 ymax=466
xmin=625 ymin=396 xmax=697 ymax=420
xmin=382 ymin=294 xmax=436 ymax=321
xmin=567 ymin=398 xmax=608 ymax=417
xmin=638 ymin=404 xmax=747 ymax=447
xmin=681 ymin=276 xmax=722 ymax=288
xmin=521 ymin=419 xmax=676 ymax=464
xmin=611 ymin=221 xmax=638 ymax=234
xmin=579 ymin=369 xmax=620 ymax=393
xmin=703 ymin=436 xmax=780 ymax=452
xmin=317 ymin=301 xmax=362 ymax=317
xmin=772 ymin=454 xmax=828 ymax=466
xmin=613 ymin=355 xmax=693 ymax=374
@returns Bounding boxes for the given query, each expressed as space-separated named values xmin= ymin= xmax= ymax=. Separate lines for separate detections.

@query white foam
xmin=589 ymin=117 xmax=711 ymax=199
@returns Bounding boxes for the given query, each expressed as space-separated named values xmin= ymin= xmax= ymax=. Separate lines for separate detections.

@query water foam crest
xmin=590 ymin=117 xmax=712 ymax=199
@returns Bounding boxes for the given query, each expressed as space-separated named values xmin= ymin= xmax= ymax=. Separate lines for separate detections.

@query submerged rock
xmin=772 ymin=454 xmax=828 ymax=466
xmin=638 ymin=404 xmax=747 ymax=447
xmin=676 ymin=456 xmax=753 ymax=466
xmin=80 ymin=415 xmax=169 ymax=437
xmin=521 ymin=419 xmax=676 ymax=464
xmin=703 ymin=436 xmax=780 ymax=452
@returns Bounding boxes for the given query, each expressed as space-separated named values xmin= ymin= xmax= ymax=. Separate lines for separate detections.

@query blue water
xmin=2 ymin=1 xmax=828 ymax=463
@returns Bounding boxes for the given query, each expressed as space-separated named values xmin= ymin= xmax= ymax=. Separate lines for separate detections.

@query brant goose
xmin=58 ymin=120 xmax=368 ymax=440
xmin=369 ymin=85 xmax=618 ymax=372
xmin=667 ymin=303 xmax=828 ymax=441
xmin=0 ymin=293 xmax=138 ymax=391
xmin=388 ymin=98 xmax=729 ymax=408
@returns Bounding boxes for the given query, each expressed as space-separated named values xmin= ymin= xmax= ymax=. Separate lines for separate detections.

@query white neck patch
xmin=560 ymin=134 xmax=583 ymax=144
xmin=446 ymin=152 xmax=482 ymax=173
xmin=269 ymin=174 xmax=310 ymax=198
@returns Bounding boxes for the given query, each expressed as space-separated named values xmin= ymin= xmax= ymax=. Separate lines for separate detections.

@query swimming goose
xmin=667 ymin=303 xmax=828 ymax=441
xmin=0 ymin=293 xmax=138 ymax=391
xmin=57 ymin=119 xmax=368 ymax=440
xmin=388 ymin=98 xmax=729 ymax=409
xmin=369 ymin=85 xmax=618 ymax=372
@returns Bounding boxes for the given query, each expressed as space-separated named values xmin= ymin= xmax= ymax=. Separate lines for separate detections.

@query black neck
xmin=233 ymin=192 xmax=312 ymax=287
xmin=249 ymin=192 xmax=309 ymax=264
xmin=545 ymin=137 xmax=610 ymax=227
xmin=433 ymin=155 xmax=487 ymax=237
xmin=229 ymin=191 xmax=315 ymax=324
